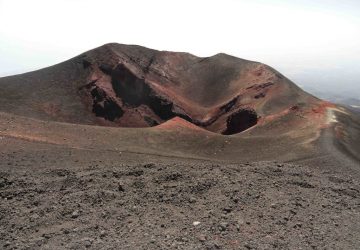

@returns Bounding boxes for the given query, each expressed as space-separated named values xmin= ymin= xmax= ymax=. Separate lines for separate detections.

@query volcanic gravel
xmin=1 ymin=159 xmax=359 ymax=249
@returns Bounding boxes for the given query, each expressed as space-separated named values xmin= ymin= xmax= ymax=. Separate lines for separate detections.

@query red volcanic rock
xmin=0 ymin=43 xmax=320 ymax=135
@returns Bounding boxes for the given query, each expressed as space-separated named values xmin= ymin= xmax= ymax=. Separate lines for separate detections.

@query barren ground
xmin=0 ymin=136 xmax=360 ymax=249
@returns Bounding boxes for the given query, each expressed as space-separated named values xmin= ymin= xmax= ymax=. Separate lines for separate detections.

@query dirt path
xmin=284 ymin=107 xmax=360 ymax=178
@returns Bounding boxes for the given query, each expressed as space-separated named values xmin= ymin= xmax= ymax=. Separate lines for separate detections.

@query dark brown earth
xmin=0 ymin=44 xmax=359 ymax=249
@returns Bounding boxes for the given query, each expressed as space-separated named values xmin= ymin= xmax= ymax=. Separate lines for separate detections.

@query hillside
xmin=0 ymin=44 xmax=359 ymax=249
xmin=0 ymin=43 xmax=319 ymax=134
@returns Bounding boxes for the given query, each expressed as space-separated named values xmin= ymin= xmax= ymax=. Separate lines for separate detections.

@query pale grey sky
xmin=1 ymin=0 xmax=359 ymax=97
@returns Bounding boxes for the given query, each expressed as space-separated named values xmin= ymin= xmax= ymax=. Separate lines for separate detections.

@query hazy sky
xmin=1 ymin=0 xmax=360 ymax=96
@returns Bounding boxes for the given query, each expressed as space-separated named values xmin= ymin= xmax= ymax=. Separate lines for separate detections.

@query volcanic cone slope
xmin=0 ymin=43 xmax=319 ymax=135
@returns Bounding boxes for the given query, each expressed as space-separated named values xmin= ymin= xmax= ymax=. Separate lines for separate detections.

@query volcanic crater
xmin=81 ymin=62 xmax=261 ymax=135
xmin=71 ymin=43 xmax=318 ymax=135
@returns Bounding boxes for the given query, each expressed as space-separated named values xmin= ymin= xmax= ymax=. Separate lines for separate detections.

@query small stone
xmin=100 ymin=230 xmax=106 ymax=238
xmin=221 ymin=213 xmax=228 ymax=218
xmin=71 ymin=210 xmax=80 ymax=218
xmin=198 ymin=235 xmax=206 ymax=242
xmin=189 ymin=197 xmax=197 ymax=203
xmin=294 ymin=222 xmax=302 ymax=228
xmin=35 ymin=237 xmax=45 ymax=246
xmin=232 ymin=197 xmax=239 ymax=203
xmin=3 ymin=241 xmax=10 ymax=247
xmin=42 ymin=233 xmax=51 ymax=239
xmin=213 ymin=242 xmax=222 ymax=248
xmin=244 ymin=242 xmax=255 ymax=249
xmin=118 ymin=184 xmax=125 ymax=192
xmin=84 ymin=241 xmax=92 ymax=248
xmin=219 ymin=222 xmax=228 ymax=231
xmin=193 ymin=221 xmax=201 ymax=226
xmin=223 ymin=207 xmax=232 ymax=213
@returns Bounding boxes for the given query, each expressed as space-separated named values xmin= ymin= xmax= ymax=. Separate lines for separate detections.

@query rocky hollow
xmin=80 ymin=62 xmax=259 ymax=135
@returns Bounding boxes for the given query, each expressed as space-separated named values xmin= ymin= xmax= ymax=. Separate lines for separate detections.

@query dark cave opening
xmin=92 ymin=99 xmax=124 ymax=122
xmin=148 ymin=93 xmax=176 ymax=121
xmin=222 ymin=109 xmax=258 ymax=135
xmin=111 ymin=63 xmax=178 ymax=121
xmin=144 ymin=116 xmax=160 ymax=126
xmin=90 ymin=86 xmax=124 ymax=121
xmin=111 ymin=64 xmax=151 ymax=107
